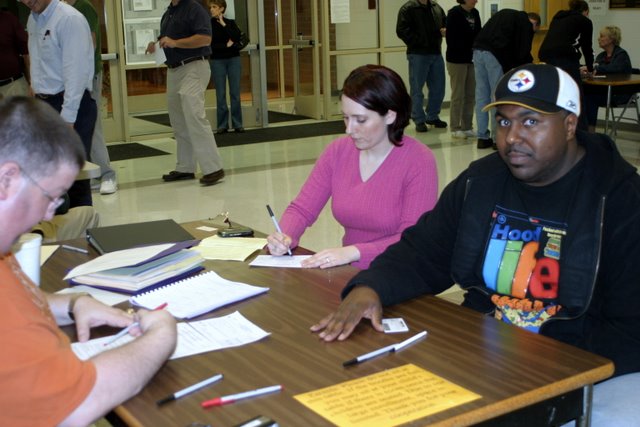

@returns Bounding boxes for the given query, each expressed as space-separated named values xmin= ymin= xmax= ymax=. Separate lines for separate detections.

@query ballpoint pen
xmin=157 ymin=373 xmax=223 ymax=405
xmin=61 ymin=244 xmax=89 ymax=254
xmin=266 ymin=205 xmax=292 ymax=256
xmin=103 ymin=302 xmax=168 ymax=347
xmin=342 ymin=330 xmax=428 ymax=366
xmin=201 ymin=384 xmax=283 ymax=408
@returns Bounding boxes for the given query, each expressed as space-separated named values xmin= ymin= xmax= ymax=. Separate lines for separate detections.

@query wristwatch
xmin=67 ymin=292 xmax=91 ymax=321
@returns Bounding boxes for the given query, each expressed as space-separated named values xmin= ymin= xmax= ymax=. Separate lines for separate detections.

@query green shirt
xmin=72 ymin=0 xmax=101 ymax=74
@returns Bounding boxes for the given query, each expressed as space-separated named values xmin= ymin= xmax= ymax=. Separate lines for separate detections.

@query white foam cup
xmin=12 ymin=233 xmax=43 ymax=286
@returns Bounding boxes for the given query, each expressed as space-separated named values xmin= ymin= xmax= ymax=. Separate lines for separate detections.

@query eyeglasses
xmin=20 ymin=167 xmax=65 ymax=210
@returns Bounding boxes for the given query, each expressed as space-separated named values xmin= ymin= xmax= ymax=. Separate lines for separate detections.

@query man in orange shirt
xmin=0 ymin=96 xmax=177 ymax=427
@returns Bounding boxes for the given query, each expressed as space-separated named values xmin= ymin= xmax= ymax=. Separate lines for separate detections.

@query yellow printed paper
xmin=294 ymin=364 xmax=481 ymax=427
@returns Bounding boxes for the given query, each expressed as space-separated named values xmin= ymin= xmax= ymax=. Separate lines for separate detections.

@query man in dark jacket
xmin=396 ymin=0 xmax=447 ymax=132
xmin=539 ymin=0 xmax=593 ymax=130
xmin=312 ymin=64 xmax=640 ymax=425
xmin=472 ymin=9 xmax=540 ymax=149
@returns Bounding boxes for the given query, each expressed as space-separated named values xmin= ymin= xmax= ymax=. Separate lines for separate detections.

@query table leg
xmin=576 ymin=384 xmax=594 ymax=427
xmin=604 ymin=85 xmax=612 ymax=137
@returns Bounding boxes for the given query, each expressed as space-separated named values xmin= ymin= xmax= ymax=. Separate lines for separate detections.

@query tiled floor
xmin=93 ymin=110 xmax=640 ymax=303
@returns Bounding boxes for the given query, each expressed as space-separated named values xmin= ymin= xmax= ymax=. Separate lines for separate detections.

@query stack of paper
xmin=64 ymin=242 xmax=204 ymax=294
xmin=193 ymin=235 xmax=267 ymax=261
xmin=130 ymin=270 xmax=269 ymax=319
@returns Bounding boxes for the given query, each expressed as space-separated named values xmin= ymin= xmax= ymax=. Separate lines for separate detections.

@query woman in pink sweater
xmin=267 ymin=65 xmax=439 ymax=269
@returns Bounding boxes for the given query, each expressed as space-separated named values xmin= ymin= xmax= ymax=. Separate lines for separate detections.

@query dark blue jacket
xmin=345 ymin=131 xmax=640 ymax=377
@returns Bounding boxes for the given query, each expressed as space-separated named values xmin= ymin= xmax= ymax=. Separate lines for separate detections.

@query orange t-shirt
xmin=0 ymin=254 xmax=96 ymax=427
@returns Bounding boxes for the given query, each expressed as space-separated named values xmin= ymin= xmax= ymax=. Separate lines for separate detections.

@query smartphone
xmin=218 ymin=226 xmax=254 ymax=237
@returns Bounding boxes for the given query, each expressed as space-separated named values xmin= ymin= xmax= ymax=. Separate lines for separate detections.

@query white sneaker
xmin=99 ymin=179 xmax=118 ymax=195
xmin=451 ymin=130 xmax=467 ymax=139
xmin=462 ymin=129 xmax=476 ymax=138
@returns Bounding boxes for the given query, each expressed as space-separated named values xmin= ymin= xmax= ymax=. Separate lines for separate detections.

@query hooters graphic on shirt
xmin=483 ymin=206 xmax=566 ymax=332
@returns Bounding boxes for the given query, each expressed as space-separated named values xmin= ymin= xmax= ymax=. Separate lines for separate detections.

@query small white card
xmin=382 ymin=318 xmax=409 ymax=334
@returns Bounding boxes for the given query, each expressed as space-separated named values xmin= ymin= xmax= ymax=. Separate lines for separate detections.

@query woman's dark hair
xmin=341 ymin=64 xmax=411 ymax=146
xmin=209 ymin=0 xmax=227 ymax=10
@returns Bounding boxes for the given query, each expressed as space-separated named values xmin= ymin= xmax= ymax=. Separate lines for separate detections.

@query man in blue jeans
xmin=397 ymin=0 xmax=447 ymax=133
xmin=472 ymin=9 xmax=540 ymax=149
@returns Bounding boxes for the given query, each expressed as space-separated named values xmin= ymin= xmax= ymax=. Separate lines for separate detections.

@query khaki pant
xmin=167 ymin=59 xmax=223 ymax=175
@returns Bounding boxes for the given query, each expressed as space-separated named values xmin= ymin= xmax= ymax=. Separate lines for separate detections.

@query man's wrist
xmin=67 ymin=292 xmax=91 ymax=321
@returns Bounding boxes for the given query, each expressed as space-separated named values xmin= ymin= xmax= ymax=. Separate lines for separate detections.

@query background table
xmin=41 ymin=220 xmax=613 ymax=427
xmin=583 ymin=74 xmax=640 ymax=136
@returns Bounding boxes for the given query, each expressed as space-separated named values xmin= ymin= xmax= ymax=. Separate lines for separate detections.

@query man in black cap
xmin=311 ymin=63 xmax=640 ymax=425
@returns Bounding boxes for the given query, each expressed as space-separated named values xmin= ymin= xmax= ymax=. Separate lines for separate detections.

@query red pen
xmin=201 ymin=384 xmax=282 ymax=408
xmin=103 ymin=302 xmax=168 ymax=346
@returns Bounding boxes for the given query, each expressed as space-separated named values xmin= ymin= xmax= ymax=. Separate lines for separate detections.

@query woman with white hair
xmin=583 ymin=26 xmax=633 ymax=133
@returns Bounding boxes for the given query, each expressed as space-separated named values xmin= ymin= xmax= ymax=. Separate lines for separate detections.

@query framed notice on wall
xmin=610 ymin=0 xmax=640 ymax=8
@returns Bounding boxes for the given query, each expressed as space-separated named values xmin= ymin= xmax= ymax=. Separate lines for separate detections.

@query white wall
xmin=333 ymin=0 xmax=640 ymax=107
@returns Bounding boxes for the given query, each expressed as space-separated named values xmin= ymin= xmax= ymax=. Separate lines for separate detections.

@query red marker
xmin=103 ymin=302 xmax=168 ymax=346
xmin=201 ymin=384 xmax=282 ymax=408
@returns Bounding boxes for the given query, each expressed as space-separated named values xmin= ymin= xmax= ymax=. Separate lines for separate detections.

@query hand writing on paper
xmin=72 ymin=296 xmax=134 ymax=342
xmin=266 ymin=231 xmax=293 ymax=256
xmin=310 ymin=286 xmax=383 ymax=341
xmin=145 ymin=41 xmax=156 ymax=54
xmin=301 ymin=246 xmax=360 ymax=269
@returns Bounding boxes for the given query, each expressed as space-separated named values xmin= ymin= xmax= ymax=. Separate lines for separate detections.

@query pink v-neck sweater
xmin=280 ymin=135 xmax=438 ymax=269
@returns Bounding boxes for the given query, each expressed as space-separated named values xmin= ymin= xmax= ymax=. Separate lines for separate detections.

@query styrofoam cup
xmin=12 ymin=233 xmax=43 ymax=286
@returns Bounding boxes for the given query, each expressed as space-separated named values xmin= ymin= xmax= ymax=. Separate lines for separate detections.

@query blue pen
xmin=266 ymin=205 xmax=292 ymax=256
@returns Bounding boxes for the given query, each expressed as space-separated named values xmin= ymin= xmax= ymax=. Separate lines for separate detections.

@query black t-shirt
xmin=480 ymin=158 xmax=586 ymax=332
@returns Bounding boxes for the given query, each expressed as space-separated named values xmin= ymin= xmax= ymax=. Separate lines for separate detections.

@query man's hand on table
xmin=310 ymin=286 xmax=383 ymax=341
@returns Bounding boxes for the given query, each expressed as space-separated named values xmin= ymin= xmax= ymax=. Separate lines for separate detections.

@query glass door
xmin=289 ymin=0 xmax=322 ymax=119
xmin=99 ymin=0 xmax=126 ymax=142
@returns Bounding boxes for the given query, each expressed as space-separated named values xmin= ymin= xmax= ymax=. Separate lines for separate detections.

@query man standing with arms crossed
xmin=146 ymin=0 xmax=225 ymax=186
xmin=21 ymin=0 xmax=96 ymax=207
xmin=0 ymin=96 xmax=177 ymax=427
xmin=396 ymin=0 xmax=448 ymax=133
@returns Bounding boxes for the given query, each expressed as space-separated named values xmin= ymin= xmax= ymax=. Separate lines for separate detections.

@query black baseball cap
xmin=484 ymin=63 xmax=581 ymax=116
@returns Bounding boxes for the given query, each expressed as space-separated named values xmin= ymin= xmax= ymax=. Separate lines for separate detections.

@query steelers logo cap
xmin=484 ymin=63 xmax=580 ymax=116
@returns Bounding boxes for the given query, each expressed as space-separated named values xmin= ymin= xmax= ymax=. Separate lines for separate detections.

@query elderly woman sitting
xmin=582 ymin=26 xmax=633 ymax=133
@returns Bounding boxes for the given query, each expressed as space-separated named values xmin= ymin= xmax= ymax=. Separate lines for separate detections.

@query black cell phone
xmin=217 ymin=226 xmax=254 ymax=237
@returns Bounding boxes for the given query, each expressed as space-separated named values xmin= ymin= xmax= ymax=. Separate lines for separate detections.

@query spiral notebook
xmin=130 ymin=270 xmax=269 ymax=319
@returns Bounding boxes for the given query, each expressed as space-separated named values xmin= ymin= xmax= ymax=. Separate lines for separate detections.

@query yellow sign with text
xmin=294 ymin=364 xmax=481 ymax=427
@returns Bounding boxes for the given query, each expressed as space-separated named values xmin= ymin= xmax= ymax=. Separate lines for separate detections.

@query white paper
xmin=40 ymin=245 xmax=59 ymax=266
xmin=193 ymin=235 xmax=267 ymax=261
xmin=63 ymin=243 xmax=175 ymax=280
xmin=71 ymin=311 xmax=270 ymax=360
xmin=196 ymin=226 xmax=218 ymax=232
xmin=135 ymin=29 xmax=156 ymax=55
xmin=330 ymin=0 xmax=350 ymax=24
xmin=154 ymin=41 xmax=166 ymax=65
xmin=249 ymin=255 xmax=311 ymax=268
xmin=132 ymin=0 xmax=153 ymax=11
xmin=56 ymin=286 xmax=130 ymax=306
xmin=130 ymin=270 xmax=269 ymax=319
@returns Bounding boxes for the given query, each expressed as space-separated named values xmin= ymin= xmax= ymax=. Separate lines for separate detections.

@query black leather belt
xmin=35 ymin=91 xmax=64 ymax=100
xmin=166 ymin=55 xmax=208 ymax=69
xmin=0 ymin=74 xmax=24 ymax=87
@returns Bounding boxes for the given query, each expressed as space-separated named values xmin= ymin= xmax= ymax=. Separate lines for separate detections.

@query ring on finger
xmin=325 ymin=257 xmax=330 ymax=264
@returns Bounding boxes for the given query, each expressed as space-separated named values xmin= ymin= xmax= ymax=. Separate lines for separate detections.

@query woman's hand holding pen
xmin=302 ymin=246 xmax=360 ymax=269
xmin=266 ymin=231 xmax=293 ymax=256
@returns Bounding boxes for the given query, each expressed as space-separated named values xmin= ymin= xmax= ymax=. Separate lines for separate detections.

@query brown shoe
xmin=200 ymin=169 xmax=225 ymax=186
